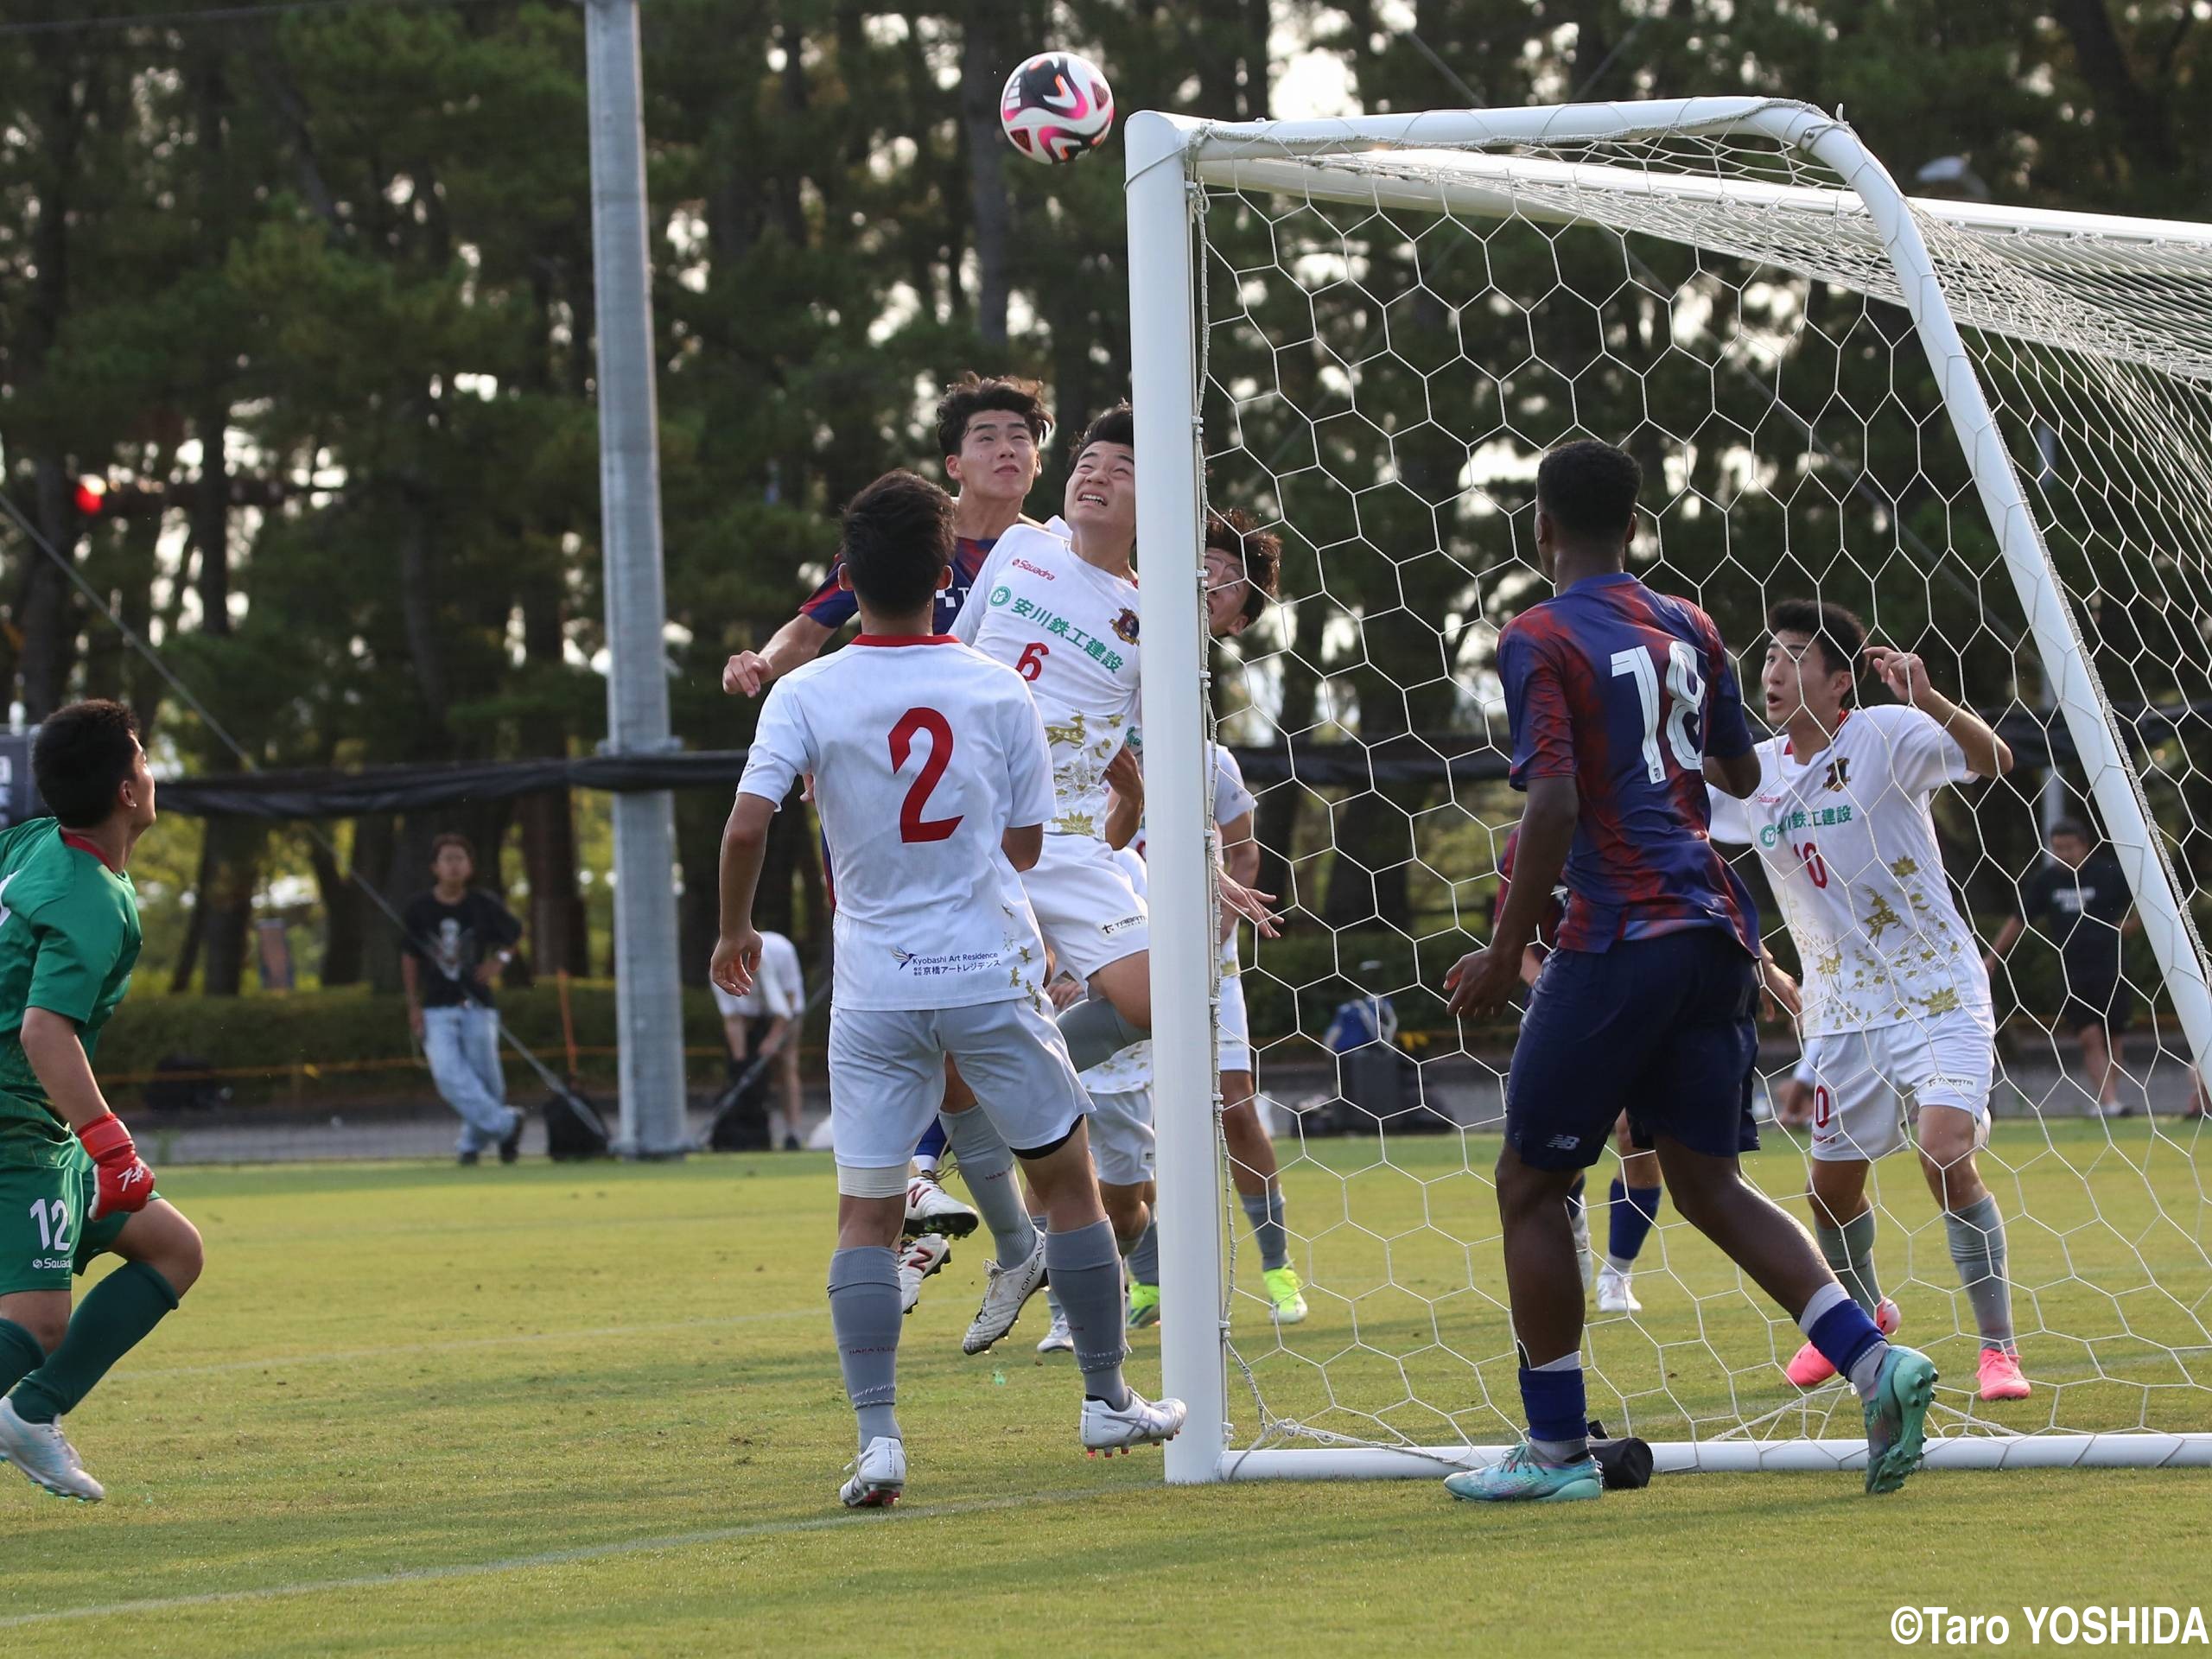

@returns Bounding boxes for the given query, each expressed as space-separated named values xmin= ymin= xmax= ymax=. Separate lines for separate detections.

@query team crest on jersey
xmin=1111 ymin=607 xmax=1139 ymax=644
xmin=1823 ymin=757 xmax=1851 ymax=791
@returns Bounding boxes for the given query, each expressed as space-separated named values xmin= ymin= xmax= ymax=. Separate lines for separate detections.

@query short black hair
xmin=33 ymin=700 xmax=140 ymax=830
xmin=1535 ymin=439 xmax=1643 ymax=543
xmin=1205 ymin=509 xmax=1282 ymax=626
xmin=430 ymin=831 xmax=477 ymax=865
xmin=2049 ymin=818 xmax=2091 ymax=845
xmin=935 ymin=373 xmax=1051 ymax=463
xmin=1077 ymin=402 xmax=1135 ymax=458
xmin=841 ymin=469 xmax=956 ymax=616
xmin=1767 ymin=598 xmax=1867 ymax=680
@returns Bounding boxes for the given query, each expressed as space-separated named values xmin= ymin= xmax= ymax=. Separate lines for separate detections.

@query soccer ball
xmin=1000 ymin=51 xmax=1116 ymax=166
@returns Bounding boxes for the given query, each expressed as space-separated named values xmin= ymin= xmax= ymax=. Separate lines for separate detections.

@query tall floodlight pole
xmin=584 ymin=0 xmax=687 ymax=1157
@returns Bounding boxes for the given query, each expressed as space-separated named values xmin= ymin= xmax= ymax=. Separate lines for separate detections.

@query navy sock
xmin=1606 ymin=1179 xmax=1662 ymax=1271
xmin=1517 ymin=1353 xmax=1588 ymax=1463
xmin=1798 ymin=1282 xmax=1886 ymax=1396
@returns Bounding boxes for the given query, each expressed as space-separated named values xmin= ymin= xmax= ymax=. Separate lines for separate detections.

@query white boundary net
xmin=1129 ymin=99 xmax=2212 ymax=1478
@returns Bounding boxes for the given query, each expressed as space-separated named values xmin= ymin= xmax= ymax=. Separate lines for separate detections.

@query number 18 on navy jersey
xmin=1498 ymin=571 xmax=1760 ymax=957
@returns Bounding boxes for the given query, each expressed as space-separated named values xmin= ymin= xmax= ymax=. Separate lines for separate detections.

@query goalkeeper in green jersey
xmin=0 ymin=700 xmax=202 ymax=1503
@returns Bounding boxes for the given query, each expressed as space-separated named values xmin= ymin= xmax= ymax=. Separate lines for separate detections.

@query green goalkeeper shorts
xmin=0 ymin=1141 xmax=146 ymax=1297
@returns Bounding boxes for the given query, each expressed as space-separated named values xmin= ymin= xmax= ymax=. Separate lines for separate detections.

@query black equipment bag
xmin=1586 ymin=1421 xmax=1655 ymax=1490
xmin=543 ymin=1085 xmax=612 ymax=1160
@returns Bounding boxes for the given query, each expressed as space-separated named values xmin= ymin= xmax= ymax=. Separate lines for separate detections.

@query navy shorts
xmin=1505 ymin=927 xmax=1761 ymax=1172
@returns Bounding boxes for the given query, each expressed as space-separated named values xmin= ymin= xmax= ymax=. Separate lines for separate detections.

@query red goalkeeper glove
xmin=77 ymin=1111 xmax=155 ymax=1221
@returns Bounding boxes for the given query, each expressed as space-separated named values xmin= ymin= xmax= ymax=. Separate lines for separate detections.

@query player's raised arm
xmin=723 ymin=611 xmax=838 ymax=698
xmin=1864 ymin=644 xmax=2014 ymax=779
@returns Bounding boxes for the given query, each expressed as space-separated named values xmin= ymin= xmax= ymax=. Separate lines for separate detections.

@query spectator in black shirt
xmin=401 ymin=833 xmax=526 ymax=1163
xmin=1986 ymin=820 xmax=2140 ymax=1117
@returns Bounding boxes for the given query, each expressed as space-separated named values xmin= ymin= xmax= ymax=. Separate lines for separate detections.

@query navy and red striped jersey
xmin=798 ymin=535 xmax=997 ymax=635
xmin=1497 ymin=571 xmax=1759 ymax=957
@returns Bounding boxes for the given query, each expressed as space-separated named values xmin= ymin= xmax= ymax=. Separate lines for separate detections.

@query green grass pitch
xmin=2 ymin=1127 xmax=2207 ymax=1656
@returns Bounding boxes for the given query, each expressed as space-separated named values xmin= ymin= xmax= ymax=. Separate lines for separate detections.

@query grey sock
xmin=1817 ymin=1209 xmax=1884 ymax=1315
xmin=942 ymin=1108 xmax=1039 ymax=1269
xmin=1046 ymin=1219 xmax=1128 ymax=1408
xmin=1847 ymin=1342 xmax=1887 ymax=1403
xmin=827 ymin=1247 xmax=902 ymax=1449
xmin=1240 ymin=1186 xmax=1288 ymax=1272
xmin=1944 ymin=1192 xmax=2016 ymax=1351
xmin=1056 ymin=995 xmax=1147 ymax=1072
xmin=1128 ymin=1218 xmax=1160 ymax=1287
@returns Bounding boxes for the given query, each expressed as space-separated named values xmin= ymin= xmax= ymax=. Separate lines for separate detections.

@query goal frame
xmin=1125 ymin=95 xmax=2212 ymax=1485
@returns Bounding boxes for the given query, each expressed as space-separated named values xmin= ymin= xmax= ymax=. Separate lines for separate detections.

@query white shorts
xmin=1087 ymin=1085 xmax=1155 ymax=1187
xmin=827 ymin=996 xmax=1090 ymax=1187
xmin=1024 ymin=833 xmax=1149 ymax=986
xmin=1219 ymin=971 xmax=1253 ymax=1077
xmin=1804 ymin=1013 xmax=1994 ymax=1164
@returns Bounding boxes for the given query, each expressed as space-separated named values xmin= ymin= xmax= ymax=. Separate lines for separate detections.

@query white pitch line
xmin=0 ymin=1485 xmax=1109 ymax=1630
xmin=114 ymin=1307 xmax=827 ymax=1381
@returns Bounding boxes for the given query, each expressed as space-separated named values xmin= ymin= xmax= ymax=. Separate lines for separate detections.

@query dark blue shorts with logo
xmin=1503 ymin=925 xmax=1762 ymax=1172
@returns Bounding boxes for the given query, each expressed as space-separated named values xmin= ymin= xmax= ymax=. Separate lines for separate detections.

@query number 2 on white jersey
xmin=1610 ymin=640 xmax=1707 ymax=783
xmin=888 ymin=709 xmax=963 ymax=844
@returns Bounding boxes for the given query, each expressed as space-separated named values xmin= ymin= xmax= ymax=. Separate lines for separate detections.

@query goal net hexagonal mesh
xmin=1126 ymin=99 xmax=2212 ymax=1480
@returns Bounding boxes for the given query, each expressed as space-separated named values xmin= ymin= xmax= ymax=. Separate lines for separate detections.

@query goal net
xmin=1124 ymin=98 xmax=2212 ymax=1481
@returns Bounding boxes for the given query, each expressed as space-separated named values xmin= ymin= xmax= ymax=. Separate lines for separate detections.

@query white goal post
xmin=1126 ymin=98 xmax=2212 ymax=1484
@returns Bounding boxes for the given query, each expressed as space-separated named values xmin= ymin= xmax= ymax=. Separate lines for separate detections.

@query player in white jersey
xmin=712 ymin=471 xmax=1186 ymax=1506
xmin=1708 ymin=599 xmax=2031 ymax=1404
xmin=951 ymin=405 xmax=1278 ymax=1116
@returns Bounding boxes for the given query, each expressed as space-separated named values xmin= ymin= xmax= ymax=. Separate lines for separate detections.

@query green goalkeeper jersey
xmin=0 ymin=818 xmax=142 ymax=1165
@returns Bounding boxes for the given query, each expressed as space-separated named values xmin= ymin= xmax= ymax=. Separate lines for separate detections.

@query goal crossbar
xmin=1192 ymin=151 xmax=2212 ymax=265
xmin=1126 ymin=94 xmax=2212 ymax=1485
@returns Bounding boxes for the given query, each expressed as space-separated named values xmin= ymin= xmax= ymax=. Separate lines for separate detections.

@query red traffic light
xmin=73 ymin=477 xmax=108 ymax=517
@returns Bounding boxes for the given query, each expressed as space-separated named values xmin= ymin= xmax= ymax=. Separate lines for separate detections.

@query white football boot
xmin=898 ymin=1233 xmax=951 ymax=1315
xmin=1080 ymin=1389 xmax=1189 ymax=1456
xmin=838 ymin=1436 xmax=906 ymax=1508
xmin=1595 ymin=1264 xmax=1643 ymax=1314
xmin=905 ymin=1173 xmax=980 ymax=1241
xmin=962 ymin=1231 xmax=1047 ymax=1355
xmin=1036 ymin=1311 xmax=1074 ymax=1355
xmin=0 ymin=1398 xmax=105 ymax=1502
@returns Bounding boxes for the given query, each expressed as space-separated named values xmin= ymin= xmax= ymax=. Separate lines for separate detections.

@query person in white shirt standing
xmin=1708 ymin=599 xmax=2031 ymax=1404
xmin=709 ymin=929 xmax=807 ymax=1150
xmin=712 ymin=469 xmax=1186 ymax=1508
